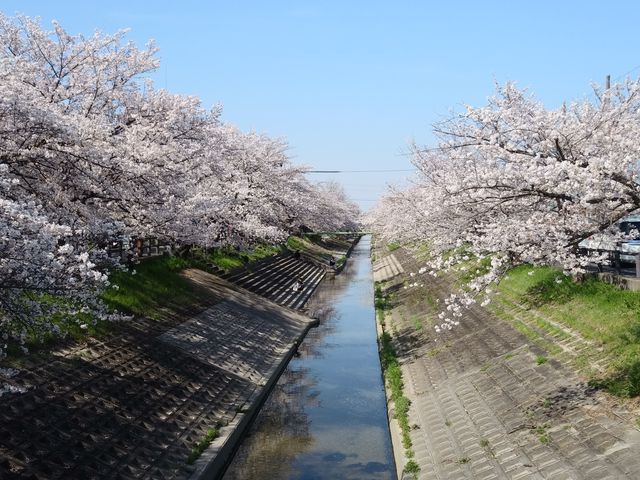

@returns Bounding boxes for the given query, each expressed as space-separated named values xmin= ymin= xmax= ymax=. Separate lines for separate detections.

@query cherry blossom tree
xmin=302 ymin=181 xmax=361 ymax=233
xmin=0 ymin=14 xmax=359 ymax=357
xmin=367 ymin=80 xmax=640 ymax=326
xmin=0 ymin=164 xmax=118 ymax=358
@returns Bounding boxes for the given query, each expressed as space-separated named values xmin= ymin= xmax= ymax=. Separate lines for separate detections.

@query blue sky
xmin=3 ymin=1 xmax=640 ymax=209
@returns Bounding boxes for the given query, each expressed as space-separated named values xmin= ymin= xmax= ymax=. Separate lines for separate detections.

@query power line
xmin=613 ymin=64 xmax=640 ymax=83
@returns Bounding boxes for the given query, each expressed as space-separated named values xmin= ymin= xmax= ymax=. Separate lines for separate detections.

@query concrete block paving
xmin=376 ymin=246 xmax=640 ymax=479
xmin=220 ymin=252 xmax=327 ymax=310
xmin=373 ymin=253 xmax=405 ymax=283
xmin=0 ymin=270 xmax=317 ymax=479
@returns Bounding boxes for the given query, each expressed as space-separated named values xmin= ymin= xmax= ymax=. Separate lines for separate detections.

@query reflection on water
xmin=223 ymin=236 xmax=395 ymax=480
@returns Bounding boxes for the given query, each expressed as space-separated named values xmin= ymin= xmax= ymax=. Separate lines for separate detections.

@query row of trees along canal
xmin=367 ymin=80 xmax=640 ymax=325
xmin=0 ymin=15 xmax=359 ymax=359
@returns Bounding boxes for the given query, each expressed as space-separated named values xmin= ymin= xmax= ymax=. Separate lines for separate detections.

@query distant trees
xmin=367 ymin=80 xmax=640 ymax=319
xmin=0 ymin=15 xmax=359 ymax=356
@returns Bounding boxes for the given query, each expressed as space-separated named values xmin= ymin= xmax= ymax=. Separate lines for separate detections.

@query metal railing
xmin=107 ymin=238 xmax=172 ymax=261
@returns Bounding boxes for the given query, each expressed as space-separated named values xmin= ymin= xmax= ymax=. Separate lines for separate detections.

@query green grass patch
xmin=187 ymin=427 xmax=219 ymax=464
xmin=387 ymin=242 xmax=401 ymax=252
xmin=414 ymin=243 xmax=431 ymax=262
xmin=207 ymin=249 xmax=244 ymax=271
xmin=286 ymin=235 xmax=308 ymax=251
xmin=103 ymin=255 xmax=201 ymax=318
xmin=456 ymin=254 xmax=492 ymax=288
xmin=488 ymin=302 xmax=562 ymax=356
xmin=104 ymin=242 xmax=284 ymax=317
xmin=196 ymin=243 xmax=282 ymax=272
xmin=497 ymin=265 xmax=640 ymax=397
xmin=240 ymin=244 xmax=282 ymax=263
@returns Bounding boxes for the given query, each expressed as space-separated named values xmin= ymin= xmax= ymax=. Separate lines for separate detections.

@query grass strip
xmin=375 ymin=285 xmax=420 ymax=476
xmin=379 ymin=331 xmax=419 ymax=475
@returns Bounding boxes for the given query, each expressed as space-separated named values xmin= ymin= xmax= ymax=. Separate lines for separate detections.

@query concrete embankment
xmin=0 ymin=271 xmax=317 ymax=480
xmin=374 ymin=244 xmax=640 ymax=480
xmin=182 ymin=270 xmax=319 ymax=479
xmin=0 ymin=236 xmax=359 ymax=480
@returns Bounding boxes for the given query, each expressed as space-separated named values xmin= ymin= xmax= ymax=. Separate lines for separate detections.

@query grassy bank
xmin=102 ymin=255 xmax=203 ymax=318
xmin=494 ymin=265 xmax=640 ymax=397
xmin=104 ymin=243 xmax=284 ymax=316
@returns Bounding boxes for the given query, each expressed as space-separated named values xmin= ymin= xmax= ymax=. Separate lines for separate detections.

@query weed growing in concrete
xmin=378 ymin=328 xmax=419 ymax=475
xmin=375 ymin=276 xmax=420 ymax=476
xmin=375 ymin=284 xmax=394 ymax=329
xmin=479 ymin=438 xmax=496 ymax=457
xmin=533 ymin=424 xmax=550 ymax=445
xmin=187 ymin=427 xmax=219 ymax=464
xmin=405 ymin=459 xmax=420 ymax=475
xmin=456 ymin=457 xmax=470 ymax=464
xmin=536 ymin=355 xmax=548 ymax=365
xmin=374 ymin=285 xmax=392 ymax=311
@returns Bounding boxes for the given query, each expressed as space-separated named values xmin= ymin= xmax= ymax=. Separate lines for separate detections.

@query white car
xmin=579 ymin=215 xmax=640 ymax=264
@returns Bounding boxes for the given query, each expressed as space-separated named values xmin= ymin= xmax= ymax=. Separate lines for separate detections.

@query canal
xmin=222 ymin=235 xmax=395 ymax=479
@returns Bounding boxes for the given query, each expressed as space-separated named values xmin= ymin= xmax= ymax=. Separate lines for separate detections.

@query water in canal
xmin=223 ymin=235 xmax=395 ymax=480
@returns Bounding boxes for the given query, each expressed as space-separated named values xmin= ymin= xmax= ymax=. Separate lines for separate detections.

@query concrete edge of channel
xmin=375 ymin=308 xmax=409 ymax=480
xmin=372 ymin=249 xmax=414 ymax=480
xmin=189 ymin=316 xmax=319 ymax=480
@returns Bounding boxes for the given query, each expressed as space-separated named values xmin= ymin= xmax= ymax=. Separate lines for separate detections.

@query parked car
xmin=579 ymin=215 xmax=640 ymax=264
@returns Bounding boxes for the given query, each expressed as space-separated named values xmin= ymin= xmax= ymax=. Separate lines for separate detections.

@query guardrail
xmin=107 ymin=238 xmax=172 ymax=261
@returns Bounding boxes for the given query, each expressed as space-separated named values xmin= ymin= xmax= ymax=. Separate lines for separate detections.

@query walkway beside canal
xmin=0 ymin=239 xmax=356 ymax=480
xmin=375 ymin=246 xmax=640 ymax=480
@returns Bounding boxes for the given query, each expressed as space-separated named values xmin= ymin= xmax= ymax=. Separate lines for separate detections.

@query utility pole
xmin=606 ymin=74 xmax=611 ymax=90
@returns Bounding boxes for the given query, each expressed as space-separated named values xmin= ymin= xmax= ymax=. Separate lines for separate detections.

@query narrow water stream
xmin=223 ymin=235 xmax=395 ymax=479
